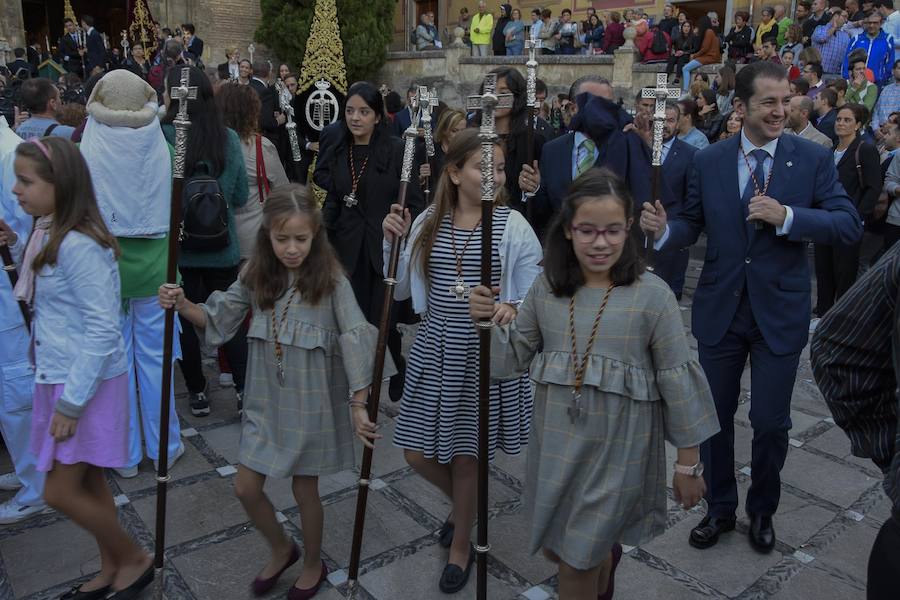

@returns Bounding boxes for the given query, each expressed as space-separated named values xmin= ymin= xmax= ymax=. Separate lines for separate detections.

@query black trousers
xmin=667 ymin=54 xmax=690 ymax=76
xmin=868 ymin=509 xmax=900 ymax=599
xmin=884 ymin=223 xmax=900 ymax=253
xmin=814 ymin=242 xmax=861 ymax=316
xmin=178 ymin=265 xmax=248 ymax=394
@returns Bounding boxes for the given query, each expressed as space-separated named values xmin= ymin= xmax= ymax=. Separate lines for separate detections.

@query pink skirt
xmin=30 ymin=373 xmax=130 ymax=472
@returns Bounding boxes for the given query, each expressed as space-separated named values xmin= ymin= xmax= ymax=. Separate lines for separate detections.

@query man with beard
xmin=640 ymin=60 xmax=861 ymax=556
xmin=518 ymin=75 xmax=651 ymax=242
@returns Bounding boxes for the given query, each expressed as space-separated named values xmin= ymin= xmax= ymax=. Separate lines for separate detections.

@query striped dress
xmin=393 ymin=206 xmax=532 ymax=464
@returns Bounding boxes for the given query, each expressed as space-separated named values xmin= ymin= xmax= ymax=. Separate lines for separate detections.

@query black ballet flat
xmin=106 ymin=565 xmax=154 ymax=600
xmin=59 ymin=584 xmax=110 ymax=600
xmin=438 ymin=545 xmax=475 ymax=594
xmin=437 ymin=518 xmax=455 ymax=548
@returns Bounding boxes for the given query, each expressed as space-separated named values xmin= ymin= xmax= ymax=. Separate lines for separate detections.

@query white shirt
xmin=886 ymin=10 xmax=900 ymax=50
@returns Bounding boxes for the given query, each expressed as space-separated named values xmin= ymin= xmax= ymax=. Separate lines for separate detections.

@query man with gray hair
xmin=470 ymin=1 xmax=493 ymax=56
xmin=787 ymin=95 xmax=833 ymax=147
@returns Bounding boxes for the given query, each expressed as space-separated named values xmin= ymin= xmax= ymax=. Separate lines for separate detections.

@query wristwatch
xmin=673 ymin=461 xmax=704 ymax=478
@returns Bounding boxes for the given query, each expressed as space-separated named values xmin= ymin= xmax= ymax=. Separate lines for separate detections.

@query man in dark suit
xmin=182 ymin=23 xmax=204 ymax=65
xmin=250 ymin=61 xmax=285 ymax=153
xmin=651 ymin=100 xmax=698 ymax=300
xmin=519 ymin=75 xmax=651 ymax=241
xmin=814 ymin=87 xmax=839 ymax=147
xmin=58 ymin=18 xmax=83 ymax=75
xmin=641 ymin=60 xmax=863 ymax=554
xmin=80 ymin=15 xmax=106 ymax=75
xmin=391 ymin=85 xmax=419 ymax=138
xmin=7 ymin=49 xmax=33 ymax=80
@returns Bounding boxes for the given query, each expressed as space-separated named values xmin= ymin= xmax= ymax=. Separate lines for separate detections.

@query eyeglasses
xmin=570 ymin=224 xmax=628 ymax=244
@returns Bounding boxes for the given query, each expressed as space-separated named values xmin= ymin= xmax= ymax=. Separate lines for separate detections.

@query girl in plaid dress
xmin=160 ymin=185 xmax=386 ymax=599
xmin=470 ymin=168 xmax=719 ymax=600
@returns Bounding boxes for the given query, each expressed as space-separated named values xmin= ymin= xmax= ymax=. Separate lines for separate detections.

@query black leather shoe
xmin=438 ymin=545 xmax=475 ymax=594
xmin=748 ymin=514 xmax=776 ymax=553
xmin=59 ymin=584 xmax=110 ymax=600
xmin=107 ymin=565 xmax=154 ymax=599
xmin=688 ymin=515 xmax=737 ymax=549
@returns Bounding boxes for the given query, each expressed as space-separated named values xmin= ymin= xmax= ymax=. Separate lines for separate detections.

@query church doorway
xmin=21 ymin=0 xmax=128 ymax=53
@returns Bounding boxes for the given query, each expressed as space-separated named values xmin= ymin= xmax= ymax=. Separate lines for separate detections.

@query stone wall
xmin=375 ymin=42 xmax=721 ymax=110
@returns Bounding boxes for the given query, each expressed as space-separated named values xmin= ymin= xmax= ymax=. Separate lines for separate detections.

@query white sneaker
xmin=114 ymin=465 xmax=139 ymax=479
xmin=154 ymin=444 xmax=186 ymax=472
xmin=809 ymin=318 xmax=820 ymax=334
xmin=0 ymin=472 xmax=22 ymax=491
xmin=0 ymin=500 xmax=50 ymax=524
xmin=219 ymin=372 xmax=234 ymax=387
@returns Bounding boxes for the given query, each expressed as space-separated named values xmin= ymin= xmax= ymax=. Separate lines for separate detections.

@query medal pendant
xmin=568 ymin=389 xmax=583 ymax=423
xmin=276 ymin=361 xmax=285 ymax=387
xmin=343 ymin=193 xmax=358 ymax=208
xmin=449 ymin=276 xmax=471 ymax=301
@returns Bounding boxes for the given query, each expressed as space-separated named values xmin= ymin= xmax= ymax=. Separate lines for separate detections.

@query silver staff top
xmin=641 ymin=73 xmax=679 ymax=167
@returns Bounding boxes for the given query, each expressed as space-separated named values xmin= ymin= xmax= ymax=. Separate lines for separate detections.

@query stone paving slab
xmin=0 ymin=257 xmax=884 ymax=599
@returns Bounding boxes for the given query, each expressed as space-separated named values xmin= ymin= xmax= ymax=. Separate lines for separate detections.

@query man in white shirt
xmin=877 ymin=0 xmax=900 ymax=51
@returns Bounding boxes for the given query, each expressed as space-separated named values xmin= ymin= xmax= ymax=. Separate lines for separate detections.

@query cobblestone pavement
xmin=0 ymin=257 xmax=888 ymax=599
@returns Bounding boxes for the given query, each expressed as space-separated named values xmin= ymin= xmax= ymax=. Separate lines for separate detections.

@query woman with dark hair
xmin=216 ymin=83 xmax=290 ymax=261
xmin=474 ymin=67 xmax=546 ymax=220
xmin=696 ymin=88 xmax=726 ymax=143
xmin=469 ymin=167 xmax=717 ymax=600
xmin=161 ymin=66 xmax=249 ymax=417
xmin=813 ymin=102 xmax=882 ymax=319
xmin=714 ymin=65 xmax=736 ymax=113
xmin=237 ymin=58 xmax=252 ymax=85
xmin=313 ymin=81 xmax=424 ymax=401
xmin=682 ymin=16 xmax=720 ymax=92
xmin=668 ymin=20 xmax=696 ymax=80
xmin=602 ymin=11 xmax=625 ymax=53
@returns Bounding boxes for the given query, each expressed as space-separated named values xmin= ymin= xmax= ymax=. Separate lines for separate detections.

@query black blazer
xmin=318 ymin=130 xmax=424 ymax=275
xmin=58 ymin=34 xmax=82 ymax=73
xmin=186 ymin=37 xmax=204 ymax=61
xmin=836 ymin=137 xmax=882 ymax=221
xmin=84 ymin=29 xmax=106 ymax=73
xmin=250 ymin=78 xmax=279 ymax=136
xmin=660 ymin=137 xmax=698 ymax=216
xmin=816 ymin=109 xmax=838 ymax=147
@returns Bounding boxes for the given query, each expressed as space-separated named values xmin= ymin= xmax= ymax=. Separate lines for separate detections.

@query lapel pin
xmin=786 ymin=161 xmax=793 ymax=167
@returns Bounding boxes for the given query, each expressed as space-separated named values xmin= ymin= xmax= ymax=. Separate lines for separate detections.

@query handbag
xmin=255 ymin=134 xmax=270 ymax=204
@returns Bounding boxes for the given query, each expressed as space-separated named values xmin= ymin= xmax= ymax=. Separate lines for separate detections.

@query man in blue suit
xmin=652 ymin=101 xmax=698 ymax=300
xmin=641 ymin=60 xmax=862 ymax=553
xmin=519 ymin=75 xmax=650 ymax=241
xmin=80 ymin=15 xmax=106 ymax=75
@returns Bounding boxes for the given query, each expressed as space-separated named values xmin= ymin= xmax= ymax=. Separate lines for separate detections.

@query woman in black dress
xmin=313 ymin=82 xmax=423 ymax=400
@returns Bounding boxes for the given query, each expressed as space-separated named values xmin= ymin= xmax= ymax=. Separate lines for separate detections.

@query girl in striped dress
xmin=382 ymin=128 xmax=542 ymax=593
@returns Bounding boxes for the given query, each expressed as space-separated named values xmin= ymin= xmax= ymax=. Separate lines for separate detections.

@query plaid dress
xmin=492 ymin=274 xmax=720 ymax=570
xmin=200 ymin=276 xmax=388 ymax=478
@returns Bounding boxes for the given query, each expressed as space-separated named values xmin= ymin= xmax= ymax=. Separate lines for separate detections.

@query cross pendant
xmin=343 ymin=193 xmax=358 ymax=208
xmin=568 ymin=389 xmax=583 ymax=423
xmin=449 ymin=277 xmax=471 ymax=301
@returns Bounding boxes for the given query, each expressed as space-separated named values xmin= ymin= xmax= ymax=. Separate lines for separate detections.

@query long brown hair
xmin=411 ymin=128 xmax=506 ymax=278
xmin=16 ymin=138 xmax=119 ymax=270
xmin=240 ymin=184 xmax=343 ymax=309
xmin=216 ymin=83 xmax=261 ymax=142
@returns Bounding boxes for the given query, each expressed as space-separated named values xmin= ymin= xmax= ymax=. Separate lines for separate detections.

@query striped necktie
xmin=577 ymin=137 xmax=596 ymax=177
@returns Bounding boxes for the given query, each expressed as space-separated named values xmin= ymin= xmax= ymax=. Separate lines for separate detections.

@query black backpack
xmin=180 ymin=163 xmax=230 ymax=252
xmin=651 ymin=28 xmax=668 ymax=54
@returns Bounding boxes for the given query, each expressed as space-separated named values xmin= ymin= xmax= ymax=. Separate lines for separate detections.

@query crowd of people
xmin=0 ymin=5 xmax=899 ymax=600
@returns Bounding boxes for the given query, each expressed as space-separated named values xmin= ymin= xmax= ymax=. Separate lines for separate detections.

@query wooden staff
xmin=155 ymin=66 xmax=197 ymax=592
xmin=1 ymin=246 xmax=30 ymax=329
xmin=466 ymin=74 xmax=513 ymax=600
xmin=346 ymin=87 xmax=424 ymax=600
xmin=640 ymin=74 xmax=678 ymax=270
xmin=523 ymin=39 xmax=540 ymax=224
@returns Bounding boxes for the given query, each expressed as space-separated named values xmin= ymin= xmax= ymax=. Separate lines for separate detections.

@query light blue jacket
xmin=385 ymin=207 xmax=543 ymax=314
xmin=32 ymin=230 xmax=127 ymax=418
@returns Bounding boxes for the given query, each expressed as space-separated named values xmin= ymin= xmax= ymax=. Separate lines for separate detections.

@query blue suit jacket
xmin=84 ymin=29 xmax=106 ymax=74
xmin=666 ymin=133 xmax=862 ymax=355
xmin=660 ymin=137 xmax=697 ymax=216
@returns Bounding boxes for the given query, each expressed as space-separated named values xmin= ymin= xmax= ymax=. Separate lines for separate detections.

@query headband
xmin=27 ymin=138 xmax=52 ymax=162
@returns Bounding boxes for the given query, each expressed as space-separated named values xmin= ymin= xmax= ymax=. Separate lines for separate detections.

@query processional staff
xmin=465 ymin=73 xmax=513 ymax=600
xmin=640 ymin=74 xmax=679 ymax=269
xmin=346 ymin=87 xmax=426 ymax=600
xmin=154 ymin=66 xmax=197 ymax=593
xmin=420 ymin=87 xmax=438 ymax=205
xmin=523 ymin=39 xmax=541 ymax=221
xmin=275 ymin=79 xmax=303 ymax=163
xmin=1 ymin=247 xmax=29 ymax=329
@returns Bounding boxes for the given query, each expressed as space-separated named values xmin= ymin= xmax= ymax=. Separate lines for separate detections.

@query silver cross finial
xmin=170 ymin=67 xmax=198 ymax=179
xmin=641 ymin=73 xmax=680 ymax=167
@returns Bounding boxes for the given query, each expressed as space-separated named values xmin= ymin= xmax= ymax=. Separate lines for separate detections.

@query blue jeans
xmin=682 ymin=59 xmax=702 ymax=91
xmin=506 ymin=41 xmax=524 ymax=55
